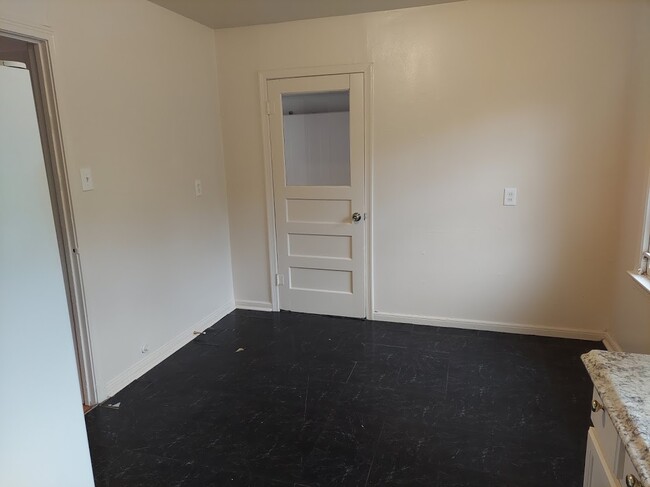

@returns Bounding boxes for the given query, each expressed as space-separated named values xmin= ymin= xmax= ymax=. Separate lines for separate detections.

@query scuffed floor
xmin=86 ymin=309 xmax=603 ymax=486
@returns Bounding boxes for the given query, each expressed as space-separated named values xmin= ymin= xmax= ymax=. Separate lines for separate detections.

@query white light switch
xmin=503 ymin=187 xmax=517 ymax=206
xmin=80 ymin=168 xmax=94 ymax=191
xmin=195 ymin=179 xmax=202 ymax=196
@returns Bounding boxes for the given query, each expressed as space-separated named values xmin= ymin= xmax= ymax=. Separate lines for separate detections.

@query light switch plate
xmin=80 ymin=168 xmax=94 ymax=191
xmin=504 ymin=187 xmax=517 ymax=206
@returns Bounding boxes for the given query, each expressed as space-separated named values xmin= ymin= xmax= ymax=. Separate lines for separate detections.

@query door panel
xmin=288 ymin=234 xmax=352 ymax=259
xmin=268 ymin=73 xmax=365 ymax=318
xmin=584 ymin=428 xmax=619 ymax=487
xmin=286 ymin=198 xmax=351 ymax=223
xmin=290 ymin=267 xmax=353 ymax=293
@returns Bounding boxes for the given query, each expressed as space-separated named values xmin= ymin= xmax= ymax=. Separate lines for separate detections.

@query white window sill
xmin=628 ymin=271 xmax=650 ymax=294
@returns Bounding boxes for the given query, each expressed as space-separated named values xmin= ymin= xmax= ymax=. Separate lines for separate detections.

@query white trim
xmin=0 ymin=17 xmax=53 ymax=39
xmin=364 ymin=65 xmax=375 ymax=320
xmin=603 ymin=331 xmax=623 ymax=352
xmin=104 ymin=300 xmax=235 ymax=398
xmin=0 ymin=60 xmax=27 ymax=69
xmin=262 ymin=63 xmax=372 ymax=80
xmin=258 ymin=63 xmax=374 ymax=317
xmin=372 ymin=311 xmax=606 ymax=341
xmin=627 ymin=270 xmax=650 ymax=295
xmin=236 ymin=300 xmax=273 ymax=311
xmin=258 ymin=72 xmax=280 ymax=311
xmin=638 ymin=160 xmax=650 ymax=274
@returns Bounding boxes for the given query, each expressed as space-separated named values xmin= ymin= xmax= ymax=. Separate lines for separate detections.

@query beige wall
xmin=1 ymin=0 xmax=234 ymax=400
xmin=2 ymin=0 xmax=648 ymax=415
xmin=609 ymin=1 xmax=650 ymax=353
xmin=216 ymin=0 xmax=640 ymax=335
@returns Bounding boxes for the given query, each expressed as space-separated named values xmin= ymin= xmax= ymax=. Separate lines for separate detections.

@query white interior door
xmin=0 ymin=62 xmax=94 ymax=485
xmin=268 ymin=73 xmax=366 ymax=318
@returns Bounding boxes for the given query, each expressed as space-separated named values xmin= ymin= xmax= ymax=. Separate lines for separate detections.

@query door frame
xmin=258 ymin=64 xmax=374 ymax=318
xmin=0 ymin=18 xmax=98 ymax=405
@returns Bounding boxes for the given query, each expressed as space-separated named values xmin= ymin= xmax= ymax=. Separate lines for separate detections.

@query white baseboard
xmin=104 ymin=300 xmax=235 ymax=399
xmin=236 ymin=300 xmax=273 ymax=312
xmin=602 ymin=331 xmax=623 ymax=352
xmin=371 ymin=311 xmax=606 ymax=341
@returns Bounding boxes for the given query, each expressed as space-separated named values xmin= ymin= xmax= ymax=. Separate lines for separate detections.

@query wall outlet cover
xmin=80 ymin=167 xmax=94 ymax=191
xmin=504 ymin=187 xmax=517 ymax=206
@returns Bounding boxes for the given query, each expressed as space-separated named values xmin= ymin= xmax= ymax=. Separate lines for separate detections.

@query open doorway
xmin=0 ymin=32 xmax=97 ymax=408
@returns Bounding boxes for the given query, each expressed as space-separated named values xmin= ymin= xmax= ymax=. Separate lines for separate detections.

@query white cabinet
xmin=584 ymin=428 xmax=619 ymax=487
xmin=620 ymin=452 xmax=641 ymax=487
xmin=583 ymin=388 xmax=643 ymax=487
xmin=591 ymin=389 xmax=624 ymax=466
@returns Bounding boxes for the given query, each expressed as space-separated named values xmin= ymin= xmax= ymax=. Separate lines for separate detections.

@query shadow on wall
xmin=0 ymin=36 xmax=30 ymax=64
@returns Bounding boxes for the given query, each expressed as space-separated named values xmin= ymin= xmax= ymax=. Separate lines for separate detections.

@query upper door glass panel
xmin=282 ymin=91 xmax=350 ymax=186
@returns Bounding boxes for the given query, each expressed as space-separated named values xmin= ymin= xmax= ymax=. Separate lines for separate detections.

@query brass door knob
xmin=591 ymin=399 xmax=603 ymax=413
xmin=626 ymin=474 xmax=639 ymax=487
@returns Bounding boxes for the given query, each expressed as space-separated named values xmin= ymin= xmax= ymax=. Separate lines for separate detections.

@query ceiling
xmin=147 ymin=0 xmax=463 ymax=29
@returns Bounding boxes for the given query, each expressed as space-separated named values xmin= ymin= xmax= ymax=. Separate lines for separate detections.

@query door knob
xmin=352 ymin=212 xmax=362 ymax=223
xmin=626 ymin=474 xmax=639 ymax=487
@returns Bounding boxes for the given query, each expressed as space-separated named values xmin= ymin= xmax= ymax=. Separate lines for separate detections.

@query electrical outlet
xmin=503 ymin=187 xmax=517 ymax=206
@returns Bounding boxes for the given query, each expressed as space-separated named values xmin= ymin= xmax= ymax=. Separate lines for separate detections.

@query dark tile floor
xmin=86 ymin=310 xmax=604 ymax=486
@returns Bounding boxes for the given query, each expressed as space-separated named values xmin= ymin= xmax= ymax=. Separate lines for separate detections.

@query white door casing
xmin=267 ymin=73 xmax=366 ymax=318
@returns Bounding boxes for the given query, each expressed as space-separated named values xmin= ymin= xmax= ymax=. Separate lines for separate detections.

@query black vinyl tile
xmin=90 ymin=445 xmax=293 ymax=487
xmin=345 ymin=343 xmax=405 ymax=388
xmin=86 ymin=309 xmax=604 ymax=486
xmin=302 ymin=410 xmax=384 ymax=486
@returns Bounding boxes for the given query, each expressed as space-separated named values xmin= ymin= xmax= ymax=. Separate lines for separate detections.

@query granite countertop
xmin=581 ymin=350 xmax=650 ymax=487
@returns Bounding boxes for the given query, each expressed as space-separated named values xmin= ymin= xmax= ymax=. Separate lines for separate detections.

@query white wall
xmin=0 ymin=64 xmax=94 ymax=487
xmin=216 ymin=0 xmax=639 ymax=335
xmin=609 ymin=1 xmax=650 ymax=353
xmin=0 ymin=0 xmax=234 ymax=400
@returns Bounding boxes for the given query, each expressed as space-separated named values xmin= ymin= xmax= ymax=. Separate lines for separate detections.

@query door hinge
xmin=275 ymin=274 xmax=285 ymax=286
xmin=266 ymin=102 xmax=272 ymax=116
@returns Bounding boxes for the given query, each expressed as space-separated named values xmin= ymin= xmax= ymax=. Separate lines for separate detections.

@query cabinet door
xmin=591 ymin=388 xmax=624 ymax=472
xmin=619 ymin=451 xmax=641 ymax=487
xmin=584 ymin=428 xmax=619 ymax=487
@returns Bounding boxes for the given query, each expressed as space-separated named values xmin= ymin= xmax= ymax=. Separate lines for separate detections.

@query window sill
xmin=628 ymin=271 xmax=650 ymax=295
